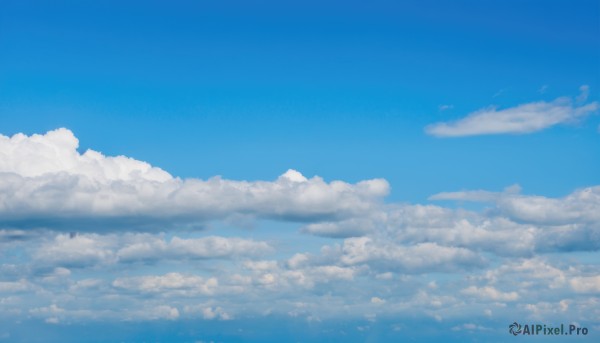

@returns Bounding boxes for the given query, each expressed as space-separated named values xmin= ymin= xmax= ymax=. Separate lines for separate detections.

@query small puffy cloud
xmin=112 ymin=273 xmax=218 ymax=295
xmin=128 ymin=305 xmax=180 ymax=321
xmin=301 ymin=217 xmax=377 ymax=238
xmin=482 ymin=258 xmax=568 ymax=291
xmin=117 ymin=235 xmax=273 ymax=262
xmin=339 ymin=237 xmax=485 ymax=272
xmin=33 ymin=234 xmax=117 ymax=268
xmin=202 ymin=307 xmax=231 ymax=320
xmin=45 ymin=317 xmax=60 ymax=324
xmin=570 ymin=276 xmax=600 ymax=293
xmin=241 ymin=259 xmax=357 ymax=291
xmin=425 ymin=88 xmax=598 ymax=137
xmin=30 ymin=233 xmax=273 ymax=269
xmin=0 ymin=279 xmax=31 ymax=292
xmin=371 ymin=296 xmax=385 ymax=304
xmin=461 ymin=286 xmax=519 ymax=301
xmin=183 ymin=304 xmax=229 ymax=320
xmin=451 ymin=323 xmax=489 ymax=331
xmin=0 ymin=129 xmax=389 ymax=231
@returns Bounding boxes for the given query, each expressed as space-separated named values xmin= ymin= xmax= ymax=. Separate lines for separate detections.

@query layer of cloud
xmin=337 ymin=237 xmax=485 ymax=273
xmin=0 ymin=129 xmax=388 ymax=231
xmin=31 ymin=233 xmax=273 ymax=268
xmin=425 ymin=87 xmax=598 ymax=137
xmin=112 ymin=273 xmax=219 ymax=295
xmin=0 ymin=128 xmax=599 ymax=329
xmin=431 ymin=185 xmax=600 ymax=226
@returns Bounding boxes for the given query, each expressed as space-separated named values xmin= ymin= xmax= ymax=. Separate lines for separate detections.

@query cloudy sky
xmin=0 ymin=0 xmax=599 ymax=342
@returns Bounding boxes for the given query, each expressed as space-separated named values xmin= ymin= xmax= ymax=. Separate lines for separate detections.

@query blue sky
xmin=0 ymin=1 xmax=599 ymax=342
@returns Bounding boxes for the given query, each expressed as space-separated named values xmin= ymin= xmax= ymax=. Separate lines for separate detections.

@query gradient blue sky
xmin=0 ymin=1 xmax=599 ymax=342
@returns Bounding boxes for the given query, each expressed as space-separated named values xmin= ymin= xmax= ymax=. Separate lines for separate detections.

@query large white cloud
xmin=425 ymin=88 xmax=598 ymax=137
xmin=0 ymin=129 xmax=389 ymax=231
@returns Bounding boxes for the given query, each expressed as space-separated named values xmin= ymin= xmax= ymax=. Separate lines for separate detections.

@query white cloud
xmin=495 ymin=186 xmax=600 ymax=226
xmin=0 ymin=279 xmax=30 ymax=292
xmin=371 ymin=296 xmax=385 ymax=304
xmin=112 ymin=273 xmax=218 ymax=295
xmin=241 ymin=259 xmax=357 ymax=291
xmin=431 ymin=184 xmax=600 ymax=226
xmin=117 ymin=235 xmax=273 ymax=262
xmin=429 ymin=186 xmax=600 ymax=253
xmin=301 ymin=217 xmax=378 ymax=238
xmin=425 ymin=88 xmax=598 ymax=137
xmin=576 ymin=85 xmax=590 ymax=103
xmin=339 ymin=237 xmax=485 ymax=272
xmin=1 ymin=127 xmax=599 ymax=328
xmin=0 ymin=129 xmax=388 ymax=231
xmin=570 ymin=276 xmax=600 ymax=293
xmin=127 ymin=305 xmax=180 ymax=321
xmin=0 ymin=128 xmax=171 ymax=182
xmin=461 ymin=286 xmax=519 ymax=301
xmin=196 ymin=306 xmax=232 ymax=320
xmin=33 ymin=233 xmax=117 ymax=268
xmin=30 ymin=232 xmax=273 ymax=270
xmin=156 ymin=305 xmax=180 ymax=320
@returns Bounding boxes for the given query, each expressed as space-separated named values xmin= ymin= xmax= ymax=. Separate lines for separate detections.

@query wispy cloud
xmin=425 ymin=86 xmax=598 ymax=137
xmin=576 ymin=84 xmax=590 ymax=103
xmin=438 ymin=104 xmax=454 ymax=111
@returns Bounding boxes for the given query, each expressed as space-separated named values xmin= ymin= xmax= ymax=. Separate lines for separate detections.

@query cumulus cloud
xmin=30 ymin=232 xmax=273 ymax=269
xmin=429 ymin=186 xmax=600 ymax=253
xmin=112 ymin=272 xmax=218 ymax=295
xmin=203 ymin=307 xmax=231 ymax=320
xmin=0 ymin=279 xmax=31 ymax=292
xmin=432 ymin=184 xmax=600 ymax=227
xmin=425 ymin=87 xmax=598 ymax=137
xmin=126 ymin=305 xmax=180 ymax=321
xmin=338 ymin=237 xmax=485 ymax=272
xmin=461 ymin=286 xmax=519 ymax=301
xmin=302 ymin=199 xmax=599 ymax=257
xmin=0 ymin=129 xmax=388 ymax=231
xmin=570 ymin=276 xmax=600 ymax=293
xmin=240 ymin=259 xmax=357 ymax=291
xmin=1 ymin=127 xmax=599 ymax=329
xmin=116 ymin=235 xmax=273 ymax=262
xmin=33 ymin=233 xmax=117 ymax=268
